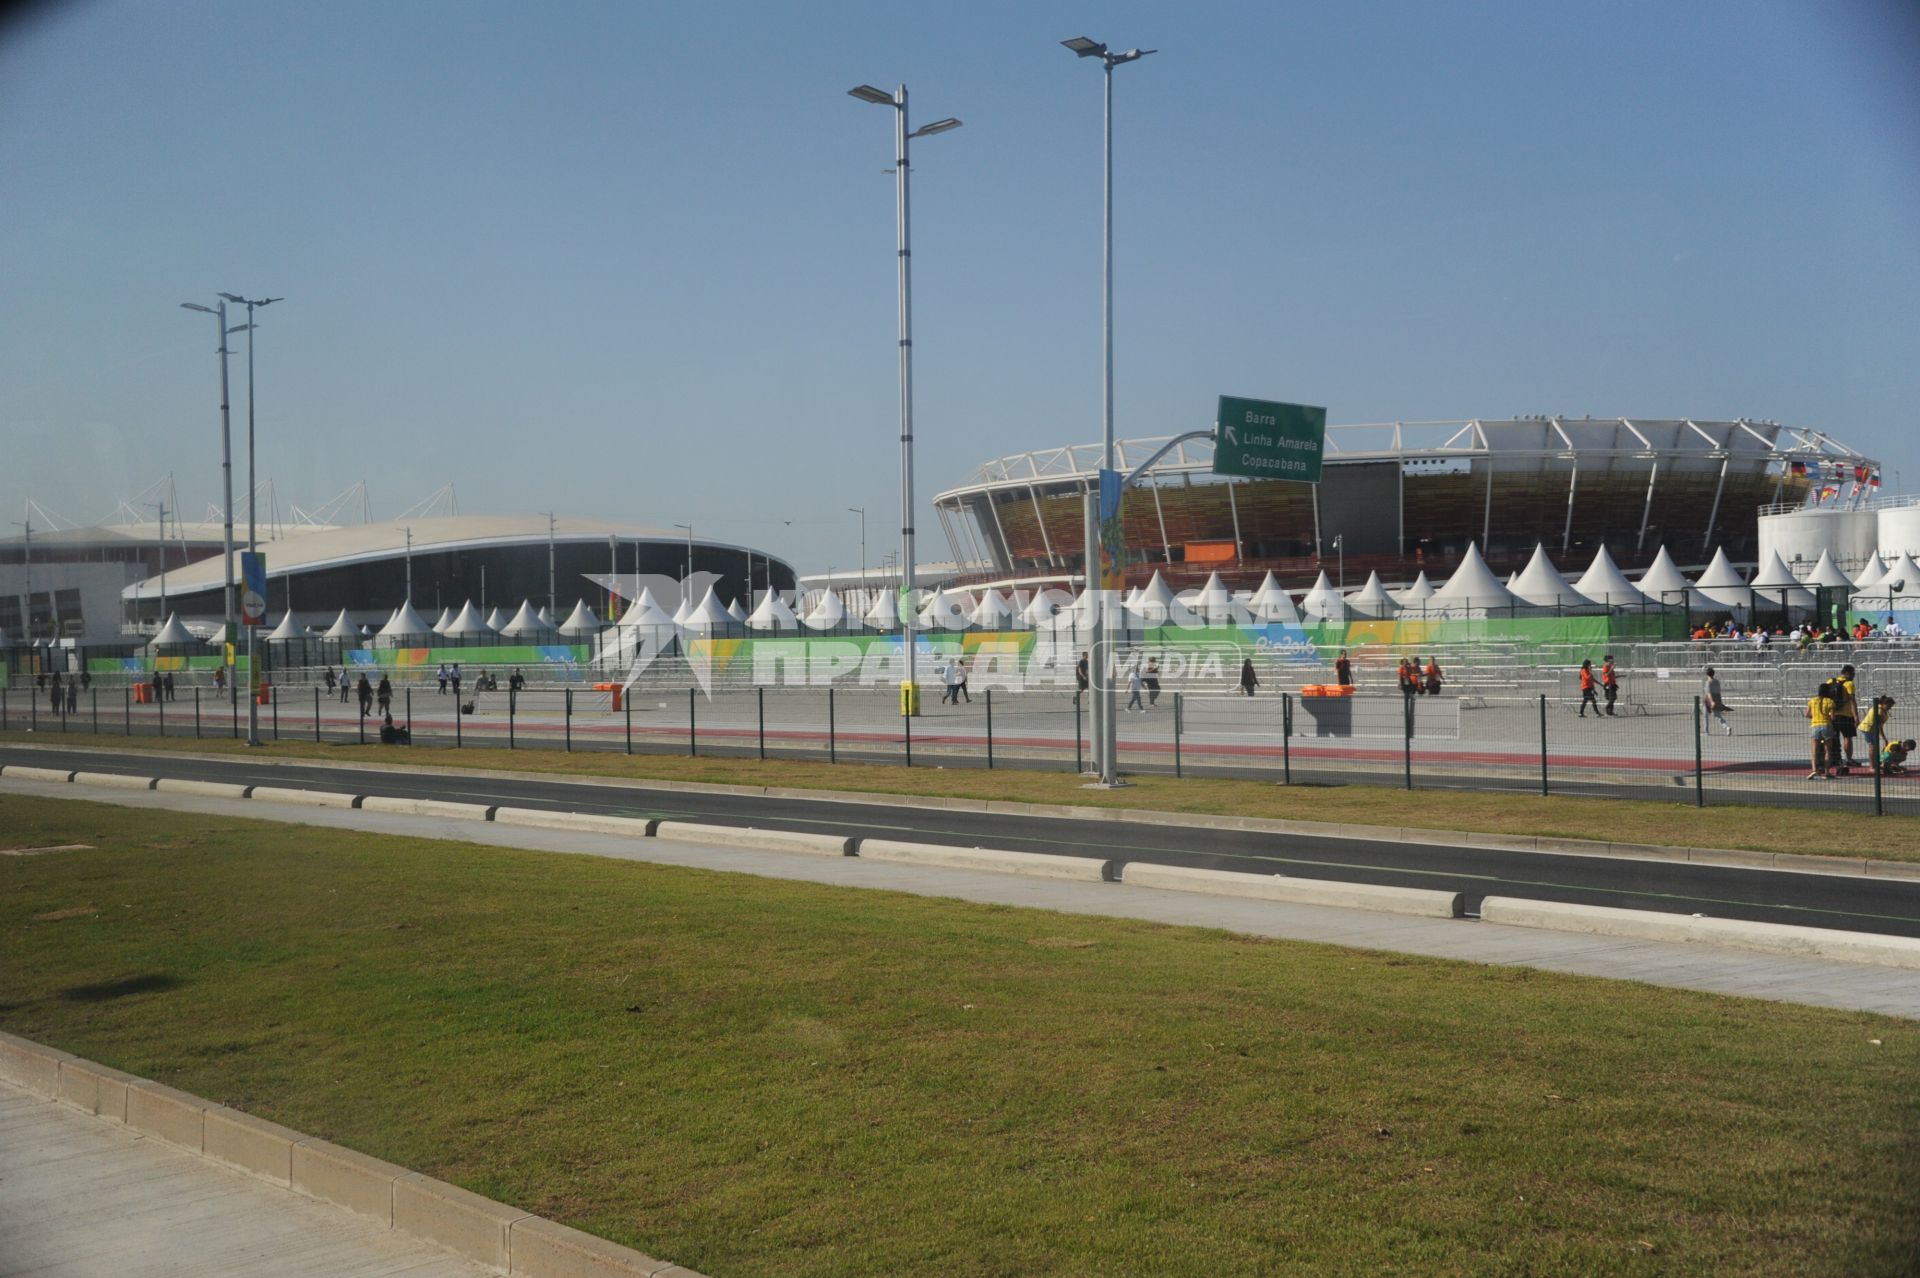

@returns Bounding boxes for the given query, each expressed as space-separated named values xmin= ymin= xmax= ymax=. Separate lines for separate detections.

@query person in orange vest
xmin=1578 ymin=659 xmax=1599 ymax=718
xmin=1423 ymin=657 xmax=1443 ymax=696
xmin=1397 ymin=658 xmax=1417 ymax=697
xmin=1601 ymin=654 xmax=1619 ymax=716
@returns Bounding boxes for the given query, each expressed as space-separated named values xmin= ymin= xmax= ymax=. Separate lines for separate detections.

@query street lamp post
xmin=1062 ymin=36 xmax=1155 ymax=786
xmin=218 ymin=293 xmax=280 ymax=747
xmin=179 ymin=299 xmax=239 ymax=711
xmin=673 ymin=523 xmax=693 ymax=609
xmin=847 ymin=506 xmax=866 ymax=609
xmin=849 ymin=83 xmax=962 ymax=715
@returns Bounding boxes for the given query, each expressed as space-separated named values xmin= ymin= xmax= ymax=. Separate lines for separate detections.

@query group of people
xmin=1576 ymin=656 xmax=1621 ymax=717
xmin=939 ymin=658 xmax=971 ymax=705
xmin=1804 ymin=663 xmax=1912 ymax=779
xmin=1395 ymin=656 xmax=1444 ymax=697
xmin=1690 ymin=616 xmax=1908 ymax=645
xmin=36 ymin=669 xmax=91 ymax=713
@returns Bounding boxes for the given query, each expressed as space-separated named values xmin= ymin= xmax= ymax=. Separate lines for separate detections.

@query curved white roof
xmin=444 ymin=602 xmax=492 ymax=637
xmin=557 ymin=601 xmax=604 ymax=635
xmin=1391 ymin=571 xmax=1436 ymax=605
xmin=863 ymin=590 xmax=898 ymax=631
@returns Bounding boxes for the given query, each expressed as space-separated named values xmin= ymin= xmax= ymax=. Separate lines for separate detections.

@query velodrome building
xmin=932 ymin=417 xmax=1878 ymax=593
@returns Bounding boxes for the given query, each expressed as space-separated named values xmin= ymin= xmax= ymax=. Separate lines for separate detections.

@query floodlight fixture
xmin=1062 ymin=36 xmax=1105 ymax=57
xmin=911 ymin=117 xmax=962 ymax=138
xmin=847 ymin=84 xmax=895 ymax=105
xmin=180 ymin=302 xmax=214 ymax=313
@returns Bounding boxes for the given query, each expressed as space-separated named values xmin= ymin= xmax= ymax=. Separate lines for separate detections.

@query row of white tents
xmin=139 ymin=541 xmax=1918 ymax=650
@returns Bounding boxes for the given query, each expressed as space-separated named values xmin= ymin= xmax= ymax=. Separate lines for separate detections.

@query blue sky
xmin=3 ymin=0 xmax=1916 ymax=572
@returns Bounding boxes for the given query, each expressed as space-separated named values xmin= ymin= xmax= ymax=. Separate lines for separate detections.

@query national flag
xmin=1789 ymin=460 xmax=1806 ymax=477
xmin=1854 ymin=464 xmax=1868 ymax=482
xmin=1819 ymin=484 xmax=1838 ymax=502
xmin=1869 ymin=472 xmax=1882 ymax=489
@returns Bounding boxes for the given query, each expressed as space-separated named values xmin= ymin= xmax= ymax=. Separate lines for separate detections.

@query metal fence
xmin=4 ymin=671 xmax=1913 ymax=817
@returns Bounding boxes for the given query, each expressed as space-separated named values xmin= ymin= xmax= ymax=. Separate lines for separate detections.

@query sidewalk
xmin=7 ymin=775 xmax=1919 ymax=1020
xmin=0 ymin=1081 xmax=491 ymax=1278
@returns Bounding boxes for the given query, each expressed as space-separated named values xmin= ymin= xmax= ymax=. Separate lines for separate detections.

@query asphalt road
xmin=5 ymin=743 xmax=1918 ymax=939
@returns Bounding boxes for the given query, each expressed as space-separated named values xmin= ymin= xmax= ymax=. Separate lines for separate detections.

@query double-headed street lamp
xmin=179 ymin=299 xmax=243 ymax=717
xmin=848 ymin=83 xmax=962 ymax=714
xmin=1062 ymin=35 xmax=1154 ymax=786
xmin=218 ymin=293 xmax=281 ymax=747
xmin=847 ymin=506 xmax=866 ymax=604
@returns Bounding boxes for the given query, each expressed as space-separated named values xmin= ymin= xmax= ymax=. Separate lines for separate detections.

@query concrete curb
xmin=0 ymin=1029 xmax=703 ymax=1277
xmin=492 ymin=806 xmax=655 ymax=838
xmin=358 ymin=794 xmax=494 ymax=821
xmin=71 ymin=770 xmax=156 ymax=791
xmin=5 ymin=740 xmax=1917 ymax=881
xmin=247 ymin=785 xmax=360 ymax=808
xmin=154 ymin=777 xmax=253 ymax=799
xmin=856 ymin=837 xmax=1109 ymax=881
xmin=1478 ymin=897 xmax=1920 ymax=969
xmin=656 ymin=820 xmax=852 ymax=857
xmin=2 ymin=763 xmax=76 ymax=783
xmin=1121 ymin=862 xmax=1465 ymax=919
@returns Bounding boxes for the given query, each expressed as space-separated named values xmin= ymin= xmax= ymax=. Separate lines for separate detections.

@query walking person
xmin=1239 ymin=657 xmax=1258 ymax=697
xmin=339 ymin=668 xmax=351 ymax=702
xmin=1143 ymin=657 xmax=1162 ymax=707
xmin=437 ymin=663 xmax=449 ymax=694
xmin=150 ymin=668 xmax=163 ymax=705
xmin=376 ymin=674 xmax=393 ymax=717
xmin=1125 ymin=665 xmax=1145 ymax=713
xmin=1423 ymin=657 xmax=1444 ymax=697
xmin=49 ymin=671 xmax=62 ymax=716
xmin=1075 ymin=653 xmax=1089 ymax=695
xmin=1702 ymin=667 xmax=1732 ymax=735
xmin=1578 ymin=660 xmax=1599 ymax=718
xmin=164 ymin=671 xmax=175 ymax=702
xmin=954 ymin=657 xmax=970 ymax=704
xmin=66 ymin=678 xmax=78 ymax=713
xmin=324 ymin=667 xmax=337 ymax=695
xmin=1334 ymin=650 xmax=1353 ymax=689
xmin=356 ymin=673 xmax=373 ymax=718
xmin=1601 ymin=654 xmax=1619 ymax=716
xmin=940 ymin=659 xmax=959 ymax=706
xmin=451 ymin=663 xmax=463 ymax=703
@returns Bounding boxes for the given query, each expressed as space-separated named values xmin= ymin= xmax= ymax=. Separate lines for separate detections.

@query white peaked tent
xmin=862 ymin=589 xmax=898 ymax=631
xmin=1857 ymin=553 xmax=1920 ymax=605
xmin=1019 ymin=589 xmax=1061 ymax=629
xmin=1509 ymin=543 xmax=1588 ymax=608
xmin=917 ymin=587 xmax=970 ymax=630
xmin=322 ymin=609 xmax=359 ymax=641
xmin=483 ymin=606 xmax=508 ymax=633
xmin=444 ymin=602 xmax=492 ymax=638
xmin=501 ymin=600 xmax=556 ymax=639
xmin=1801 ymin=549 xmax=1856 ymax=590
xmin=1427 ymin=544 xmax=1520 ymax=612
xmin=535 ymin=605 xmax=557 ymax=629
xmin=1300 ymin=571 xmax=1346 ymax=620
xmin=1573 ymin=546 xmax=1649 ymax=608
xmin=616 ymin=588 xmax=678 ymax=633
xmin=1127 ymin=571 xmax=1199 ymax=627
xmin=969 ymin=589 xmax=1014 ymax=630
xmin=748 ymin=591 xmax=800 ymax=630
xmin=670 ymin=595 xmax=693 ymax=626
xmin=1692 ymin=547 xmax=1754 ymax=610
xmin=1852 ymin=553 xmax=1889 ymax=590
xmin=1748 ymin=550 xmax=1816 ymax=609
xmin=1345 ymin=571 xmax=1400 ymax=619
xmin=1247 ymin=578 xmax=1302 ymax=626
xmin=148 ymin=614 xmax=199 ymax=648
xmin=1391 ymin=571 xmax=1437 ymax=606
xmin=1635 ymin=546 xmax=1696 ymax=605
xmin=803 ymin=589 xmax=847 ymax=631
xmin=379 ymin=601 xmax=434 ymax=640
xmin=726 ymin=597 xmax=749 ymax=624
xmin=558 ymin=601 xmax=604 ymax=636
xmin=1192 ymin=572 xmax=1249 ymax=625
xmin=682 ymin=586 xmax=734 ymax=631
xmin=430 ymin=607 xmax=453 ymax=635
xmin=265 ymin=613 xmax=304 ymax=642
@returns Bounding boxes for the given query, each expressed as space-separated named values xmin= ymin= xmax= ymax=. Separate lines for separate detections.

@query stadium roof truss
xmin=935 ymin=418 xmax=1877 ymax=574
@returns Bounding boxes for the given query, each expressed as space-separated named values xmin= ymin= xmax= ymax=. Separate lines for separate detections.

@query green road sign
xmin=1212 ymin=396 xmax=1326 ymax=482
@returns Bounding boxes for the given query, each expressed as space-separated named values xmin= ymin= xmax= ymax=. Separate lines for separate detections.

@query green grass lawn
xmin=2 ymin=796 xmax=1915 ymax=1275
xmin=5 ymin=728 xmax=1920 ymax=863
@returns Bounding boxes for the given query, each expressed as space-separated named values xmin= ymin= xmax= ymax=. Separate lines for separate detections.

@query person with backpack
xmin=1831 ymin=664 xmax=1860 ymax=773
xmin=1397 ymin=658 xmax=1417 ymax=697
xmin=1577 ymin=660 xmax=1599 ymax=718
xmin=1806 ymin=679 xmax=1840 ymax=780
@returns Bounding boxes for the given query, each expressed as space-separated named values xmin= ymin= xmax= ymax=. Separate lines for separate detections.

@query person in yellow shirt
xmin=1832 ymin=663 xmax=1860 ymax=773
xmin=1806 ymin=680 xmax=1839 ymax=780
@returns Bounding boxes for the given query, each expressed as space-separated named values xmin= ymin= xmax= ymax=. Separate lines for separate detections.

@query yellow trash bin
xmin=900 ymin=680 xmax=921 ymax=717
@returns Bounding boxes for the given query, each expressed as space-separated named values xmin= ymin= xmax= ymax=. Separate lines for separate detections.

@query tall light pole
xmin=1063 ymin=36 xmax=1154 ymax=786
xmin=673 ymin=523 xmax=693 ymax=608
xmin=148 ymin=500 xmax=169 ymax=623
xmin=847 ymin=506 xmax=866 ymax=607
xmin=540 ymin=512 xmax=557 ymax=615
xmin=849 ymin=83 xmax=962 ymax=714
xmin=180 ymin=300 xmax=239 ymax=708
xmin=218 ymin=293 xmax=280 ymax=746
